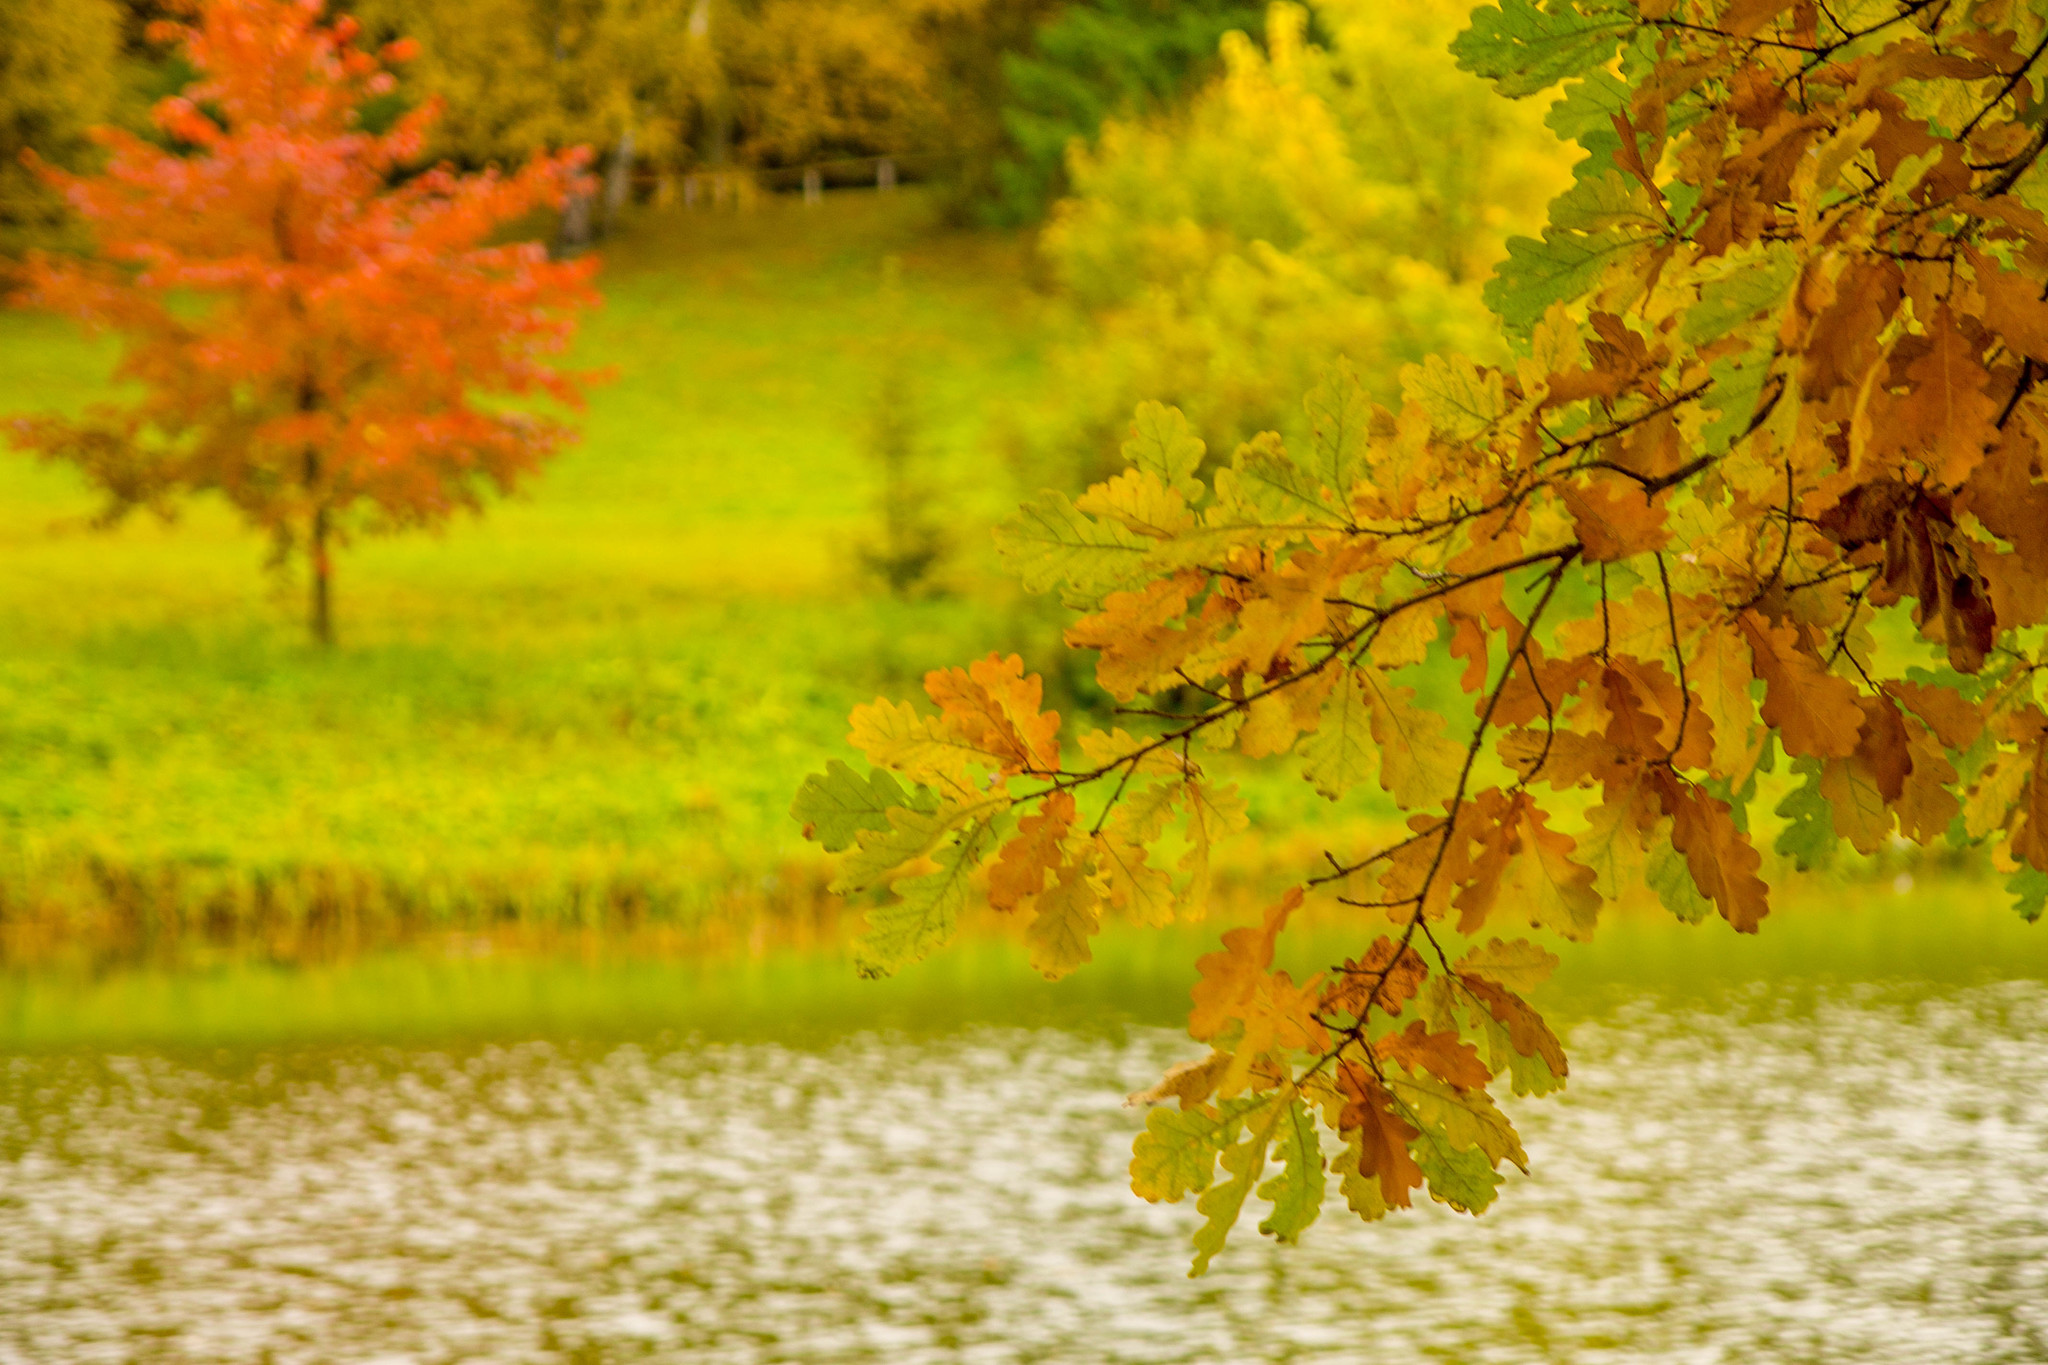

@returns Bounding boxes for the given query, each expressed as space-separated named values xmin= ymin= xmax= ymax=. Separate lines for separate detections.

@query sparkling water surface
xmin=4 ymin=980 xmax=2047 ymax=1363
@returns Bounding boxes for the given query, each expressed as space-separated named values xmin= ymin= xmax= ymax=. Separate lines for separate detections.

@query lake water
xmin=4 ymin=974 xmax=2047 ymax=1363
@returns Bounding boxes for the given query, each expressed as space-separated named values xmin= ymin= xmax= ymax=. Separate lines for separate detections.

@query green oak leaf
xmin=1452 ymin=0 xmax=1637 ymax=99
xmin=1131 ymin=1105 xmax=1231 ymax=1204
xmin=853 ymin=811 xmax=1006 ymax=978
xmin=1485 ymin=227 xmax=1639 ymax=334
xmin=1647 ymin=838 xmax=1715 ymax=924
xmin=1415 ymin=1125 xmax=1506 ymax=1214
xmin=1774 ymin=761 xmax=1837 ymax=872
xmin=2011 ymin=865 xmax=2048 ymax=923
xmin=1682 ymin=244 xmax=1800 ymax=346
xmin=1190 ymin=1099 xmax=1278 ymax=1276
xmin=1122 ymin=400 xmax=1207 ymax=501
xmin=1255 ymin=1097 xmax=1327 ymax=1243
xmin=790 ymin=760 xmax=934 ymax=853
xmin=993 ymin=490 xmax=1153 ymax=605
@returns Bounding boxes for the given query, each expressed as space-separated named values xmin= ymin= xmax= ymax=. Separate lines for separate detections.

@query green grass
xmin=0 ymin=186 xmax=2025 ymax=975
xmin=0 ymin=191 xmax=1085 ymax=954
xmin=0 ymin=189 xmax=1388 ymax=963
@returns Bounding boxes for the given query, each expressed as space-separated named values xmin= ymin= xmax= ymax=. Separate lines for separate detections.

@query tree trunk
xmin=556 ymin=190 xmax=593 ymax=255
xmin=603 ymin=127 xmax=635 ymax=231
xmin=305 ymin=446 xmax=333 ymax=647
xmin=310 ymin=504 xmax=332 ymax=647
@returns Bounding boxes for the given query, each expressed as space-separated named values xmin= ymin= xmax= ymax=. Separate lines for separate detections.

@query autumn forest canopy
xmin=5 ymin=0 xmax=2048 ymax=1286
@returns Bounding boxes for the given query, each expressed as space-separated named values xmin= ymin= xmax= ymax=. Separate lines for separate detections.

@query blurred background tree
xmin=980 ymin=0 xmax=1263 ymax=228
xmin=1024 ymin=0 xmax=1574 ymax=485
xmin=352 ymin=0 xmax=696 ymax=247
xmin=0 ymin=0 xmax=125 ymax=256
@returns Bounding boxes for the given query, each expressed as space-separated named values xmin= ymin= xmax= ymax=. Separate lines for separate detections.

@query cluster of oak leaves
xmin=794 ymin=0 xmax=2048 ymax=1274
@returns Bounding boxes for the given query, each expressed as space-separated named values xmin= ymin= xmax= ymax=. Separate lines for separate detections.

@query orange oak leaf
xmin=1876 ymin=306 xmax=1998 ymax=485
xmin=1737 ymin=612 xmax=1863 ymax=759
xmin=1449 ymin=612 xmax=1490 ymax=693
xmin=1188 ymin=887 xmax=1303 ymax=1040
xmin=1656 ymin=772 xmax=1771 ymax=932
xmin=924 ymin=653 xmax=1062 ymax=776
xmin=1560 ymin=480 xmax=1672 ymax=562
xmin=2012 ymin=742 xmax=2048 ymax=873
xmin=1375 ymin=1019 xmax=1491 ymax=1092
xmin=1887 ymin=680 xmax=1984 ymax=752
xmin=1456 ymin=976 xmax=1568 ymax=1078
xmin=987 ymin=792 xmax=1077 ymax=913
xmin=1065 ymin=574 xmax=1204 ymax=702
xmin=1895 ymin=716 xmax=1962 ymax=844
xmin=1321 ymin=936 xmax=1428 ymax=1019
xmin=1337 ymin=1062 xmax=1424 ymax=1209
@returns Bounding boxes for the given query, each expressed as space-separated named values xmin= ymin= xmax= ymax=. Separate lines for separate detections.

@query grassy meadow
xmin=0 ymin=188 xmax=1386 ymax=970
xmin=0 ymin=184 xmax=2022 ymax=1013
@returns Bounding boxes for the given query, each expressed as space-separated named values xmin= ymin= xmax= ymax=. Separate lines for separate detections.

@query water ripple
xmin=4 ymin=981 xmax=2047 ymax=1363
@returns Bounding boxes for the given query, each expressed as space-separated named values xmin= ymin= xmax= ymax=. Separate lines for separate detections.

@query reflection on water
xmin=4 ymin=982 xmax=2048 ymax=1363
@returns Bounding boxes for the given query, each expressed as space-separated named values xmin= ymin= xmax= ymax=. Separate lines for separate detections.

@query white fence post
xmin=802 ymin=166 xmax=823 ymax=205
xmin=877 ymin=157 xmax=896 ymax=192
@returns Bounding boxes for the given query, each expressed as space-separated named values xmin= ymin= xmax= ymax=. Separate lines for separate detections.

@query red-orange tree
xmin=8 ymin=0 xmax=599 ymax=645
xmin=798 ymin=0 xmax=2048 ymax=1273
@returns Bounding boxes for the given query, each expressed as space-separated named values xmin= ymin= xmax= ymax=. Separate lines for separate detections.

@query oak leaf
xmin=1127 ymin=1052 xmax=1233 ymax=1111
xmin=1364 ymin=676 xmax=1469 ymax=810
xmin=1738 ymin=612 xmax=1863 ymax=759
xmin=1658 ymin=774 xmax=1771 ymax=932
xmin=1130 ymin=1105 xmax=1229 ymax=1204
xmin=1025 ymin=858 xmax=1103 ymax=980
xmin=1336 ymin=1063 xmax=1424 ymax=1209
xmin=987 ymin=792 xmax=1076 ymax=914
xmin=1561 ymin=479 xmax=1671 ymax=561
xmin=1376 ymin=1020 xmax=1492 ymax=1092
xmin=1189 ymin=887 xmax=1302 ymax=1040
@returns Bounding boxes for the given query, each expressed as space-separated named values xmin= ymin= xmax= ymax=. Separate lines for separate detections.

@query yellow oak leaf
xmin=1368 ymin=607 xmax=1440 ymax=669
xmin=1493 ymin=801 xmax=1602 ymax=941
xmin=1238 ymin=690 xmax=1302 ymax=758
xmin=1178 ymin=780 xmax=1249 ymax=920
xmin=1126 ymin=1052 xmax=1232 ymax=1111
xmin=1299 ymin=667 xmax=1377 ymax=799
xmin=1066 ymin=576 xmax=1201 ymax=702
xmin=1026 ymin=857 xmax=1102 ymax=980
xmin=1688 ymin=618 xmax=1758 ymax=776
xmin=1819 ymin=755 xmax=1892 ymax=854
xmin=1091 ymin=828 xmax=1178 ymax=928
xmin=1454 ymin=938 xmax=1560 ymax=995
xmin=1075 ymin=466 xmax=1195 ymax=539
xmin=847 ymin=697 xmax=982 ymax=788
xmin=1966 ymin=750 xmax=2032 ymax=840
xmin=1363 ymin=674 xmax=1468 ymax=810
xmin=1076 ymin=726 xmax=1185 ymax=777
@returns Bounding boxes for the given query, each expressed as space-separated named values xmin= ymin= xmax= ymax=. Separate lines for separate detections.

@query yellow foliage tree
xmin=725 ymin=0 xmax=986 ymax=168
xmin=1036 ymin=0 xmax=1575 ymax=473
xmin=0 ymin=0 xmax=123 ymax=254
